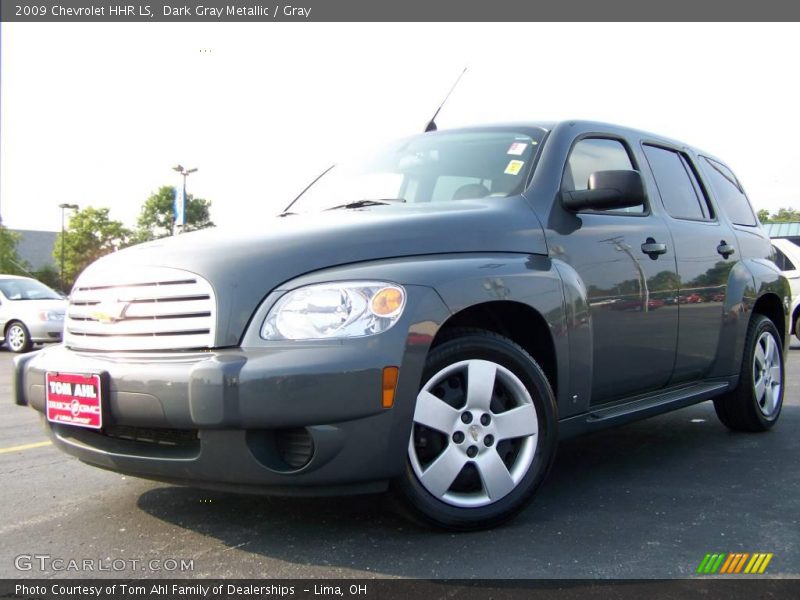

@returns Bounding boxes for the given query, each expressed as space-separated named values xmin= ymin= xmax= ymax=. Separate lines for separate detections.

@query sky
xmin=1 ymin=22 xmax=799 ymax=233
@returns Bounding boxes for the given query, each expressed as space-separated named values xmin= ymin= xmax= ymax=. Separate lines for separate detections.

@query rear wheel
xmin=714 ymin=315 xmax=784 ymax=432
xmin=394 ymin=329 xmax=557 ymax=530
xmin=6 ymin=321 xmax=32 ymax=353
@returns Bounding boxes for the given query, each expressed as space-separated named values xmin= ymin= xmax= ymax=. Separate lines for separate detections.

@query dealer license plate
xmin=45 ymin=372 xmax=103 ymax=429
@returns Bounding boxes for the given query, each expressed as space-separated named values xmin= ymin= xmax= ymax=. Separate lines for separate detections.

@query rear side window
xmin=700 ymin=157 xmax=757 ymax=226
xmin=643 ymin=145 xmax=713 ymax=221
xmin=563 ymin=138 xmax=643 ymax=213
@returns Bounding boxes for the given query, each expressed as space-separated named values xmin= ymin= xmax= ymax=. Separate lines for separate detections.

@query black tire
xmin=393 ymin=328 xmax=558 ymax=531
xmin=5 ymin=321 xmax=32 ymax=353
xmin=714 ymin=315 xmax=784 ymax=432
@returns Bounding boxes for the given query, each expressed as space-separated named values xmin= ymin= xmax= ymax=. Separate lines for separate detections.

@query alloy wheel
xmin=408 ymin=359 xmax=538 ymax=508
xmin=752 ymin=330 xmax=781 ymax=417
xmin=7 ymin=324 xmax=27 ymax=352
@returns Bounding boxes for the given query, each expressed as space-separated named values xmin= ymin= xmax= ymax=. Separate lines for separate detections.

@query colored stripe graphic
xmin=699 ymin=553 xmax=726 ymax=574
xmin=734 ymin=553 xmax=749 ymax=573
xmin=758 ymin=554 xmax=773 ymax=573
xmin=697 ymin=554 xmax=713 ymax=574
xmin=719 ymin=554 xmax=736 ymax=574
xmin=710 ymin=554 xmax=725 ymax=573
xmin=745 ymin=554 xmax=760 ymax=573
xmin=697 ymin=552 xmax=772 ymax=575
xmin=720 ymin=553 xmax=746 ymax=574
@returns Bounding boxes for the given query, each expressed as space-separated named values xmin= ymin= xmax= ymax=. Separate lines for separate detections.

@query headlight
xmin=39 ymin=311 xmax=65 ymax=322
xmin=261 ymin=281 xmax=406 ymax=340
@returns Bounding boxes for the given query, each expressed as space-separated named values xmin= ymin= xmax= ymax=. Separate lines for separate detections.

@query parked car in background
xmin=770 ymin=238 xmax=800 ymax=339
xmin=0 ymin=276 xmax=66 ymax=353
xmin=14 ymin=121 xmax=791 ymax=529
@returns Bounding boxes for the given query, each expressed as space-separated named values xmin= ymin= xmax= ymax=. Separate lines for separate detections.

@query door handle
xmin=641 ymin=238 xmax=667 ymax=258
xmin=717 ymin=240 xmax=736 ymax=259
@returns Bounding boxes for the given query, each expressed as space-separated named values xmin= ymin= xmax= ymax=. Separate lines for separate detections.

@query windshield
xmin=0 ymin=278 xmax=62 ymax=301
xmin=288 ymin=129 xmax=545 ymax=213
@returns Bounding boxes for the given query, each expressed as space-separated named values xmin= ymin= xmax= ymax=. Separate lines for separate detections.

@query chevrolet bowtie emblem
xmin=91 ymin=300 xmax=131 ymax=323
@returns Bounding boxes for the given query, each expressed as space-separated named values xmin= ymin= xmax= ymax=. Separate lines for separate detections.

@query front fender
xmin=428 ymin=254 xmax=573 ymax=415
xmin=261 ymin=253 xmax=576 ymax=417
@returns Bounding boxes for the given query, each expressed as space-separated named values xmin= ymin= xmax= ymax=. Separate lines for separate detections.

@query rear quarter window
xmin=700 ymin=156 xmax=757 ymax=226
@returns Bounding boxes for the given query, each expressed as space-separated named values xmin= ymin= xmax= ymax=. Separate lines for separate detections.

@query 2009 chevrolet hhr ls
xmin=15 ymin=121 xmax=790 ymax=529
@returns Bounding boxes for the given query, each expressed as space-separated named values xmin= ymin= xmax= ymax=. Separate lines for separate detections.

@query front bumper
xmin=14 ymin=287 xmax=447 ymax=494
xmin=27 ymin=320 xmax=64 ymax=343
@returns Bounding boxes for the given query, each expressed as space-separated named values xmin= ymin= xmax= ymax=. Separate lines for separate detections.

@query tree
xmin=134 ymin=185 xmax=214 ymax=243
xmin=34 ymin=264 xmax=61 ymax=290
xmin=758 ymin=207 xmax=800 ymax=223
xmin=54 ymin=207 xmax=131 ymax=291
xmin=649 ymin=269 xmax=681 ymax=291
xmin=0 ymin=226 xmax=30 ymax=275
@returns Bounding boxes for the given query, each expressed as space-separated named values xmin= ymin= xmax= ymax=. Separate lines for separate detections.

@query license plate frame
xmin=45 ymin=372 xmax=104 ymax=430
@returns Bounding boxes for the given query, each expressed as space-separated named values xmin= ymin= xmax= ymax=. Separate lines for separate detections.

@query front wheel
xmin=393 ymin=329 xmax=557 ymax=530
xmin=714 ymin=315 xmax=784 ymax=432
xmin=6 ymin=321 xmax=32 ymax=353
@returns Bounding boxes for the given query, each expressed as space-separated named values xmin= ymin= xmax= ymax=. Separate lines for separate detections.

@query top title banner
xmin=3 ymin=0 xmax=800 ymax=22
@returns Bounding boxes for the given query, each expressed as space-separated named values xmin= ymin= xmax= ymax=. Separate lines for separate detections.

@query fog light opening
xmin=275 ymin=427 xmax=314 ymax=470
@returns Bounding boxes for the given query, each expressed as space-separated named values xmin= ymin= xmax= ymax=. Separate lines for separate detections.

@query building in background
xmin=762 ymin=222 xmax=800 ymax=246
xmin=10 ymin=229 xmax=58 ymax=271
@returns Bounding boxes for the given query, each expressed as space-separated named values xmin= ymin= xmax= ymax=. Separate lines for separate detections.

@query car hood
xmin=80 ymin=197 xmax=546 ymax=345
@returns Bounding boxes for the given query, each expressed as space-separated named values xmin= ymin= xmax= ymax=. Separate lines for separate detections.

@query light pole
xmin=172 ymin=165 xmax=197 ymax=235
xmin=58 ymin=203 xmax=79 ymax=292
xmin=602 ymin=235 xmax=650 ymax=312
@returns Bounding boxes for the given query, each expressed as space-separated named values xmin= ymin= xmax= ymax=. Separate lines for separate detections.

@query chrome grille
xmin=65 ymin=266 xmax=216 ymax=351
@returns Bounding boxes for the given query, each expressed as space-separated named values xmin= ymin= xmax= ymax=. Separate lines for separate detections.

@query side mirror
xmin=562 ymin=169 xmax=645 ymax=212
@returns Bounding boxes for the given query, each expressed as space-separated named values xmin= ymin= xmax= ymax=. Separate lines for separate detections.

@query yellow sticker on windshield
xmin=504 ymin=160 xmax=524 ymax=175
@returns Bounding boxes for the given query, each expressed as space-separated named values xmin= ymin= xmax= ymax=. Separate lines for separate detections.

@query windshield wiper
xmin=324 ymin=198 xmax=406 ymax=211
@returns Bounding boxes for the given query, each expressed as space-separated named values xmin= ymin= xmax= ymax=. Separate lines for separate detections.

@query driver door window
xmin=564 ymin=138 xmax=644 ymax=213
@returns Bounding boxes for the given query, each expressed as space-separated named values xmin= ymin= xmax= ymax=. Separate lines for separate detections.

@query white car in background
xmin=771 ymin=238 xmax=800 ymax=340
xmin=0 ymin=275 xmax=67 ymax=353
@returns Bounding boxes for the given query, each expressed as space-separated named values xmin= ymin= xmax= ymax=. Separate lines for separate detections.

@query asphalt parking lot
xmin=1 ymin=346 xmax=798 ymax=579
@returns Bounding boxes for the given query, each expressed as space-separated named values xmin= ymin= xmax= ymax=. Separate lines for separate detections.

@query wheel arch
xmin=4 ymin=318 xmax=23 ymax=337
xmin=432 ymin=300 xmax=558 ymax=398
xmin=743 ymin=255 xmax=791 ymax=350
xmin=752 ymin=292 xmax=787 ymax=349
xmin=428 ymin=254 xmax=580 ymax=418
xmin=710 ymin=257 xmax=790 ymax=383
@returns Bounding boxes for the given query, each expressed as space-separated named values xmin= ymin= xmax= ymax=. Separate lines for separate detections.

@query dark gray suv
xmin=14 ymin=121 xmax=790 ymax=529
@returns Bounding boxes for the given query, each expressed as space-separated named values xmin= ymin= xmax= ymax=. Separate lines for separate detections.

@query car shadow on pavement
xmin=136 ymin=402 xmax=800 ymax=578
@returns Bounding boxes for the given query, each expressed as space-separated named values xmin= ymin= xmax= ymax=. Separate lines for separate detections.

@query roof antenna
xmin=425 ymin=67 xmax=467 ymax=133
